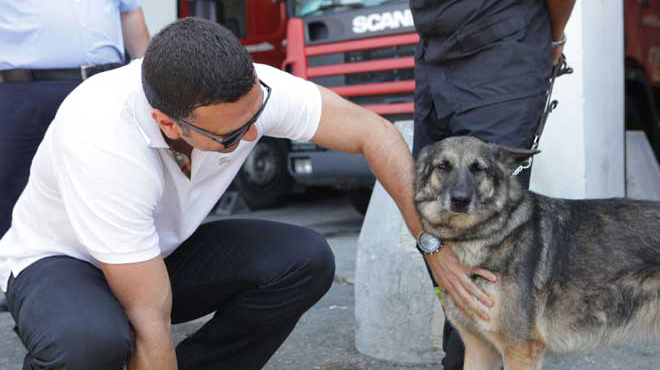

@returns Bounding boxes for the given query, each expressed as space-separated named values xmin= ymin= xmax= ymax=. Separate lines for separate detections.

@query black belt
xmin=0 ymin=63 xmax=123 ymax=82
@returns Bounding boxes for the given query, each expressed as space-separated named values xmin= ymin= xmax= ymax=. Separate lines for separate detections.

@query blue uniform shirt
xmin=0 ymin=0 xmax=141 ymax=70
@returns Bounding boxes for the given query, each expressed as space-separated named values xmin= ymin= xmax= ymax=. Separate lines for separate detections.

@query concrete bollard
xmin=354 ymin=121 xmax=445 ymax=365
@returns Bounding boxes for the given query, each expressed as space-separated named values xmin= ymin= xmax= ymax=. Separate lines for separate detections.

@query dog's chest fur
xmin=451 ymin=239 xmax=501 ymax=267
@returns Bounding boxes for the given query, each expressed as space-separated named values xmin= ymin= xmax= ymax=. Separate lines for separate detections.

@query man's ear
xmin=495 ymin=144 xmax=541 ymax=171
xmin=152 ymin=109 xmax=181 ymax=140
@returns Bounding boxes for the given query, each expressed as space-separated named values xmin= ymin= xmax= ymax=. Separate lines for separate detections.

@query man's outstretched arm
xmin=100 ymin=257 xmax=177 ymax=370
xmin=310 ymin=85 xmax=422 ymax=238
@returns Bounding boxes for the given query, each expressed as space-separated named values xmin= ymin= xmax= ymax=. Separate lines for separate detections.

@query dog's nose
xmin=450 ymin=192 xmax=471 ymax=209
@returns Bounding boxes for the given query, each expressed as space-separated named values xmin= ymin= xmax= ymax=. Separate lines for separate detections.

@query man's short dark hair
xmin=142 ymin=17 xmax=255 ymax=120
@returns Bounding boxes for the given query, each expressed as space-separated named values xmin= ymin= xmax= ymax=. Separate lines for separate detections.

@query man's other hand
xmin=552 ymin=42 xmax=564 ymax=66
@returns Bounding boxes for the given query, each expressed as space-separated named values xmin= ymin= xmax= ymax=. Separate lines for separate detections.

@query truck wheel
xmin=234 ymin=137 xmax=293 ymax=210
xmin=348 ymin=188 xmax=373 ymax=215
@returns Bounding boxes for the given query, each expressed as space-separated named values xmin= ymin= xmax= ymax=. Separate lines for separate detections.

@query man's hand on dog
xmin=425 ymin=245 xmax=497 ymax=321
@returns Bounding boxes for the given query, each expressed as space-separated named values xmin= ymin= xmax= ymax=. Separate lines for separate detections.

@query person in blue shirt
xmin=0 ymin=0 xmax=151 ymax=239
xmin=0 ymin=0 xmax=150 ymax=330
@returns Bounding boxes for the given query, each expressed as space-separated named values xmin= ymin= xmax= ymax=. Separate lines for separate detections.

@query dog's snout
xmin=450 ymin=191 xmax=471 ymax=210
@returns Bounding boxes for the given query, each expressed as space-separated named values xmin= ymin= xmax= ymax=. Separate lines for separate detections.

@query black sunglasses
xmin=175 ymin=79 xmax=271 ymax=148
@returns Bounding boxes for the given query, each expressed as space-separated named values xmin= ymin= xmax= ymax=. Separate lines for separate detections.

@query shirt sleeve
xmin=56 ymin=139 xmax=163 ymax=264
xmin=255 ymin=64 xmax=323 ymax=142
xmin=119 ymin=0 xmax=141 ymax=12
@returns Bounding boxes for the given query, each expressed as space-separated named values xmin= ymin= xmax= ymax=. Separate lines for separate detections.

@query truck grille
xmin=344 ymin=44 xmax=415 ymax=62
xmin=308 ymin=44 xmax=415 ymax=87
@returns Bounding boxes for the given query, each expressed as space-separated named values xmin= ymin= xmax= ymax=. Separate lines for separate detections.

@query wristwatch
xmin=416 ymin=231 xmax=442 ymax=255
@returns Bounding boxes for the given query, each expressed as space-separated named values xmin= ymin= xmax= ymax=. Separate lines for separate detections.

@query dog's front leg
xmin=502 ymin=341 xmax=545 ymax=370
xmin=454 ymin=325 xmax=501 ymax=370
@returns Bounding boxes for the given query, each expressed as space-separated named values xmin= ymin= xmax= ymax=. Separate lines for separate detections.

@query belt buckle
xmin=80 ymin=65 xmax=91 ymax=80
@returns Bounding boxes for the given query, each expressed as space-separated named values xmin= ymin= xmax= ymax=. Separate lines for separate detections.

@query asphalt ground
xmin=0 ymin=190 xmax=659 ymax=369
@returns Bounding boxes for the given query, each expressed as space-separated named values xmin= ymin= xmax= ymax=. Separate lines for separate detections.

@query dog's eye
xmin=470 ymin=162 xmax=484 ymax=173
xmin=436 ymin=160 xmax=452 ymax=171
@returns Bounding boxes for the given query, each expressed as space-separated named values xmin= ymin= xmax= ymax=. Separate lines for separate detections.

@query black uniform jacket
xmin=410 ymin=0 xmax=552 ymax=118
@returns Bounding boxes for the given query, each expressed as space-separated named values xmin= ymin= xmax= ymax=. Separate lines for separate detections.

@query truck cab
xmin=284 ymin=0 xmax=417 ymax=212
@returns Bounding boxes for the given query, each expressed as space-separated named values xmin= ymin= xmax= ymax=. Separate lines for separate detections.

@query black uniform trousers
xmin=5 ymin=219 xmax=335 ymax=370
xmin=0 ymin=80 xmax=80 ymax=238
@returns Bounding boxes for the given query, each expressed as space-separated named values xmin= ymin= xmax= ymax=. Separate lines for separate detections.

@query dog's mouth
xmin=448 ymin=206 xmax=471 ymax=214
xmin=416 ymin=197 xmax=475 ymax=220
xmin=448 ymin=196 xmax=474 ymax=214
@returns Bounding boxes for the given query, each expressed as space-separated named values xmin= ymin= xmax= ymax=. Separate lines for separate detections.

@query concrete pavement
xmin=0 ymin=191 xmax=659 ymax=369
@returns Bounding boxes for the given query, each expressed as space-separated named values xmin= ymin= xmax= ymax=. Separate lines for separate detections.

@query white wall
xmin=140 ymin=0 xmax=178 ymax=36
xmin=530 ymin=1 xmax=625 ymax=199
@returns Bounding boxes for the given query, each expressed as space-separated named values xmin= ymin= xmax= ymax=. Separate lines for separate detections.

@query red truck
xmin=179 ymin=0 xmax=660 ymax=211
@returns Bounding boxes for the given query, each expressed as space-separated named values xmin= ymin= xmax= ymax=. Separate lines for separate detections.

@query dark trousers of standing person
xmin=5 ymin=219 xmax=335 ymax=370
xmin=412 ymin=61 xmax=546 ymax=370
xmin=0 ymin=80 xmax=80 ymax=239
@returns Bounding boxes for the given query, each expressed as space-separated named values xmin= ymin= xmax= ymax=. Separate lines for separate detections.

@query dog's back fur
xmin=413 ymin=136 xmax=660 ymax=369
xmin=532 ymin=196 xmax=660 ymax=352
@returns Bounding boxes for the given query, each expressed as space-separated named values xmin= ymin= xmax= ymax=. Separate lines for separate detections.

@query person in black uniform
xmin=409 ymin=1 xmax=576 ymax=369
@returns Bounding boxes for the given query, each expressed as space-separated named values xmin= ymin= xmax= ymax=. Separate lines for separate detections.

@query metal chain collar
xmin=512 ymin=55 xmax=573 ymax=177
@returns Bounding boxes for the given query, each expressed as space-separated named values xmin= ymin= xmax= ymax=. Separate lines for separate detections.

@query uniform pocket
xmin=414 ymin=64 xmax=433 ymax=121
xmin=456 ymin=13 xmax=526 ymax=53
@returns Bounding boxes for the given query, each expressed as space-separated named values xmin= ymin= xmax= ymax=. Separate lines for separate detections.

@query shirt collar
xmin=131 ymin=85 xmax=170 ymax=149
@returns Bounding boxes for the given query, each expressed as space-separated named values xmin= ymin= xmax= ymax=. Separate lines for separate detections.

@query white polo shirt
xmin=0 ymin=59 xmax=322 ymax=292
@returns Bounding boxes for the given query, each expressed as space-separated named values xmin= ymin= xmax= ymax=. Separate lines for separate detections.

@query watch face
xmin=419 ymin=232 xmax=441 ymax=253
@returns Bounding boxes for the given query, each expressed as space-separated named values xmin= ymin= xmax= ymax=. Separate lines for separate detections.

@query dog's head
xmin=414 ymin=136 xmax=538 ymax=234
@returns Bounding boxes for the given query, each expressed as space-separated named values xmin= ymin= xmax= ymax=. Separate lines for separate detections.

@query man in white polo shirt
xmin=0 ymin=17 xmax=428 ymax=370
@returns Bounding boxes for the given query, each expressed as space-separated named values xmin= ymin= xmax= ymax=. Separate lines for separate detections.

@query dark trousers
xmin=412 ymin=85 xmax=544 ymax=370
xmin=0 ymin=81 xmax=80 ymax=238
xmin=5 ymin=219 xmax=335 ymax=370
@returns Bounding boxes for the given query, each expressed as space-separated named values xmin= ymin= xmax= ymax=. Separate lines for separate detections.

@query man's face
xmin=154 ymin=79 xmax=263 ymax=154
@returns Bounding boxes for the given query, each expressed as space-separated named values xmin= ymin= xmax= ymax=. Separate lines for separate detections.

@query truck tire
xmin=348 ymin=188 xmax=373 ymax=215
xmin=234 ymin=137 xmax=293 ymax=210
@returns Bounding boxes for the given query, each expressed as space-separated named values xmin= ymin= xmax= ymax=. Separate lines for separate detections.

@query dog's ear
xmin=415 ymin=145 xmax=435 ymax=183
xmin=495 ymin=145 xmax=541 ymax=171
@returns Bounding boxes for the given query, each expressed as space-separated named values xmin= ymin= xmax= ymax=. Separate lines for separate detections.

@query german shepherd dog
xmin=413 ymin=136 xmax=660 ymax=370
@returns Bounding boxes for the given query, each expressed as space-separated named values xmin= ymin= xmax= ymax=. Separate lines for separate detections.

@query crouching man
xmin=0 ymin=18 xmax=425 ymax=370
